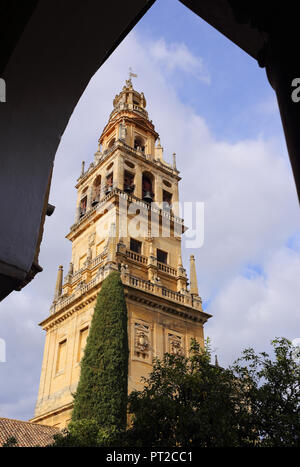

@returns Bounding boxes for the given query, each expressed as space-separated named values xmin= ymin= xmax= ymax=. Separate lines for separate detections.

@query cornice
xmin=40 ymin=274 xmax=211 ymax=331
xmin=75 ymin=139 xmax=180 ymax=190
xmin=67 ymin=188 xmax=186 ymax=240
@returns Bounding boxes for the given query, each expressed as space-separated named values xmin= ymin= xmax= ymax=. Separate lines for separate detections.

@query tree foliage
xmin=232 ymin=337 xmax=300 ymax=447
xmin=2 ymin=436 xmax=18 ymax=447
xmin=124 ymin=337 xmax=300 ymax=447
xmin=69 ymin=271 xmax=128 ymax=443
xmin=124 ymin=339 xmax=253 ymax=447
xmin=51 ymin=331 xmax=300 ymax=447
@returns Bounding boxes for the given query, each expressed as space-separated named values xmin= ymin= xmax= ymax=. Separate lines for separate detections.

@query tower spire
xmin=53 ymin=265 xmax=63 ymax=301
xmin=189 ymin=255 xmax=199 ymax=296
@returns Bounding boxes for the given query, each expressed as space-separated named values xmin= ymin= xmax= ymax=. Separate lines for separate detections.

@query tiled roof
xmin=0 ymin=417 xmax=59 ymax=447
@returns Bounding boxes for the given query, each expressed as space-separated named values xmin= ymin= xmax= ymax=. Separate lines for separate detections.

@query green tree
xmin=124 ymin=339 xmax=254 ymax=447
xmin=70 ymin=271 xmax=129 ymax=444
xmin=2 ymin=436 xmax=18 ymax=447
xmin=232 ymin=337 xmax=300 ymax=447
xmin=124 ymin=337 xmax=300 ymax=447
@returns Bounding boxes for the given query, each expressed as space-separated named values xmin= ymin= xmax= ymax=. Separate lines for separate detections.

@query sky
xmin=1 ymin=0 xmax=300 ymax=421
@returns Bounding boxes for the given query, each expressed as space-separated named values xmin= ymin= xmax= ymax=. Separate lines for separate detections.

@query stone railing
xmin=50 ymin=292 xmax=76 ymax=315
xmin=122 ymin=273 xmax=198 ymax=308
xmin=126 ymin=250 xmax=148 ymax=265
xmin=70 ymin=268 xmax=84 ymax=284
xmin=70 ymin=187 xmax=119 ymax=231
xmin=118 ymin=189 xmax=184 ymax=226
xmin=79 ymin=275 xmax=99 ymax=295
xmin=126 ymin=250 xmax=178 ymax=278
xmin=51 ymin=264 xmax=112 ymax=314
xmin=157 ymin=261 xmax=176 ymax=276
xmin=132 ymin=104 xmax=148 ymax=117
xmin=70 ymin=186 xmax=184 ymax=234
xmin=77 ymin=143 xmax=117 ymax=184
xmin=109 ymin=103 xmax=148 ymax=120
xmin=67 ymin=252 xmax=106 ymax=285
xmin=77 ymin=137 xmax=179 ymax=193
xmin=127 ymin=275 xmax=155 ymax=292
xmin=89 ymin=251 xmax=106 ymax=269
xmin=51 ymin=267 xmax=202 ymax=316
xmin=161 ymin=287 xmax=185 ymax=303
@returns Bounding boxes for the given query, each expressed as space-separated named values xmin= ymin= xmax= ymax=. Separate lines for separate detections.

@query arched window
xmin=92 ymin=175 xmax=101 ymax=206
xmin=134 ymin=135 xmax=145 ymax=152
xmin=79 ymin=196 xmax=87 ymax=217
xmin=105 ymin=172 xmax=113 ymax=194
xmin=124 ymin=170 xmax=135 ymax=193
xmin=163 ymin=189 xmax=173 ymax=212
xmin=142 ymin=172 xmax=154 ymax=203
xmin=79 ymin=186 xmax=88 ymax=217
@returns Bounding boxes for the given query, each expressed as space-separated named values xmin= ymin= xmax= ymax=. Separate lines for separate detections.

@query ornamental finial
xmin=129 ymin=67 xmax=137 ymax=80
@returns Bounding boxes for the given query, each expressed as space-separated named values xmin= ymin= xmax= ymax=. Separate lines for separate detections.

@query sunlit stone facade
xmin=31 ymin=79 xmax=211 ymax=428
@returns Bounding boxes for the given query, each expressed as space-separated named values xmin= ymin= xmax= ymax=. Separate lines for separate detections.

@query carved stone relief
xmin=134 ymin=322 xmax=150 ymax=360
xmin=168 ymin=332 xmax=183 ymax=356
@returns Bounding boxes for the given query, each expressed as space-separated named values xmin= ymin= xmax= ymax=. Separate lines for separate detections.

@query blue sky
xmin=137 ymin=0 xmax=284 ymax=144
xmin=0 ymin=0 xmax=300 ymax=421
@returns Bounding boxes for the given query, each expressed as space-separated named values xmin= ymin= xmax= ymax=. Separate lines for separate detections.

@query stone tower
xmin=31 ymin=78 xmax=211 ymax=429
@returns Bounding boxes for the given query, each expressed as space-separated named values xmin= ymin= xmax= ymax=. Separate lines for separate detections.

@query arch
xmin=163 ymin=189 xmax=173 ymax=212
xmin=134 ymin=135 xmax=145 ymax=152
xmin=79 ymin=195 xmax=87 ymax=217
xmin=142 ymin=171 xmax=154 ymax=202
xmin=92 ymin=175 xmax=101 ymax=205
xmin=124 ymin=170 xmax=135 ymax=193
xmin=105 ymin=172 xmax=113 ymax=194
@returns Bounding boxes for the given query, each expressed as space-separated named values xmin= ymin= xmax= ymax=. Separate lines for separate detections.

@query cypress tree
xmin=72 ymin=271 xmax=129 ymax=433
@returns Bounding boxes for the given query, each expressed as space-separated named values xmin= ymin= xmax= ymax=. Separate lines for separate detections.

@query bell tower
xmin=31 ymin=78 xmax=211 ymax=429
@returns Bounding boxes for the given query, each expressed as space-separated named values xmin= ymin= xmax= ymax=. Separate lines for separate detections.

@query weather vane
xmin=129 ymin=67 xmax=138 ymax=80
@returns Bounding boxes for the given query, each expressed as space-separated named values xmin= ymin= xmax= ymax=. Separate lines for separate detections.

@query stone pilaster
xmin=154 ymin=174 xmax=162 ymax=204
xmin=134 ymin=164 xmax=142 ymax=199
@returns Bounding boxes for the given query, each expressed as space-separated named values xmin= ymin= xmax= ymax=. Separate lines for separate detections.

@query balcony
xmin=125 ymin=250 xmax=177 ymax=278
xmin=65 ymin=251 xmax=107 ymax=285
xmin=70 ymin=187 xmax=184 ymax=235
xmin=51 ymin=268 xmax=204 ymax=318
xmin=126 ymin=250 xmax=148 ymax=265
xmin=157 ymin=261 xmax=176 ymax=276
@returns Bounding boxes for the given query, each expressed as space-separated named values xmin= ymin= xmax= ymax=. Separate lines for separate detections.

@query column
xmin=114 ymin=154 xmax=124 ymax=190
xmin=154 ymin=174 xmax=162 ymax=204
xmin=87 ymin=186 xmax=93 ymax=210
xmin=134 ymin=164 xmax=142 ymax=199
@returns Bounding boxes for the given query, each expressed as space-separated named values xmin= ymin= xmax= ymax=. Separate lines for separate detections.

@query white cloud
xmin=206 ymin=246 xmax=300 ymax=367
xmin=0 ymin=30 xmax=299 ymax=420
xmin=149 ymin=38 xmax=210 ymax=83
